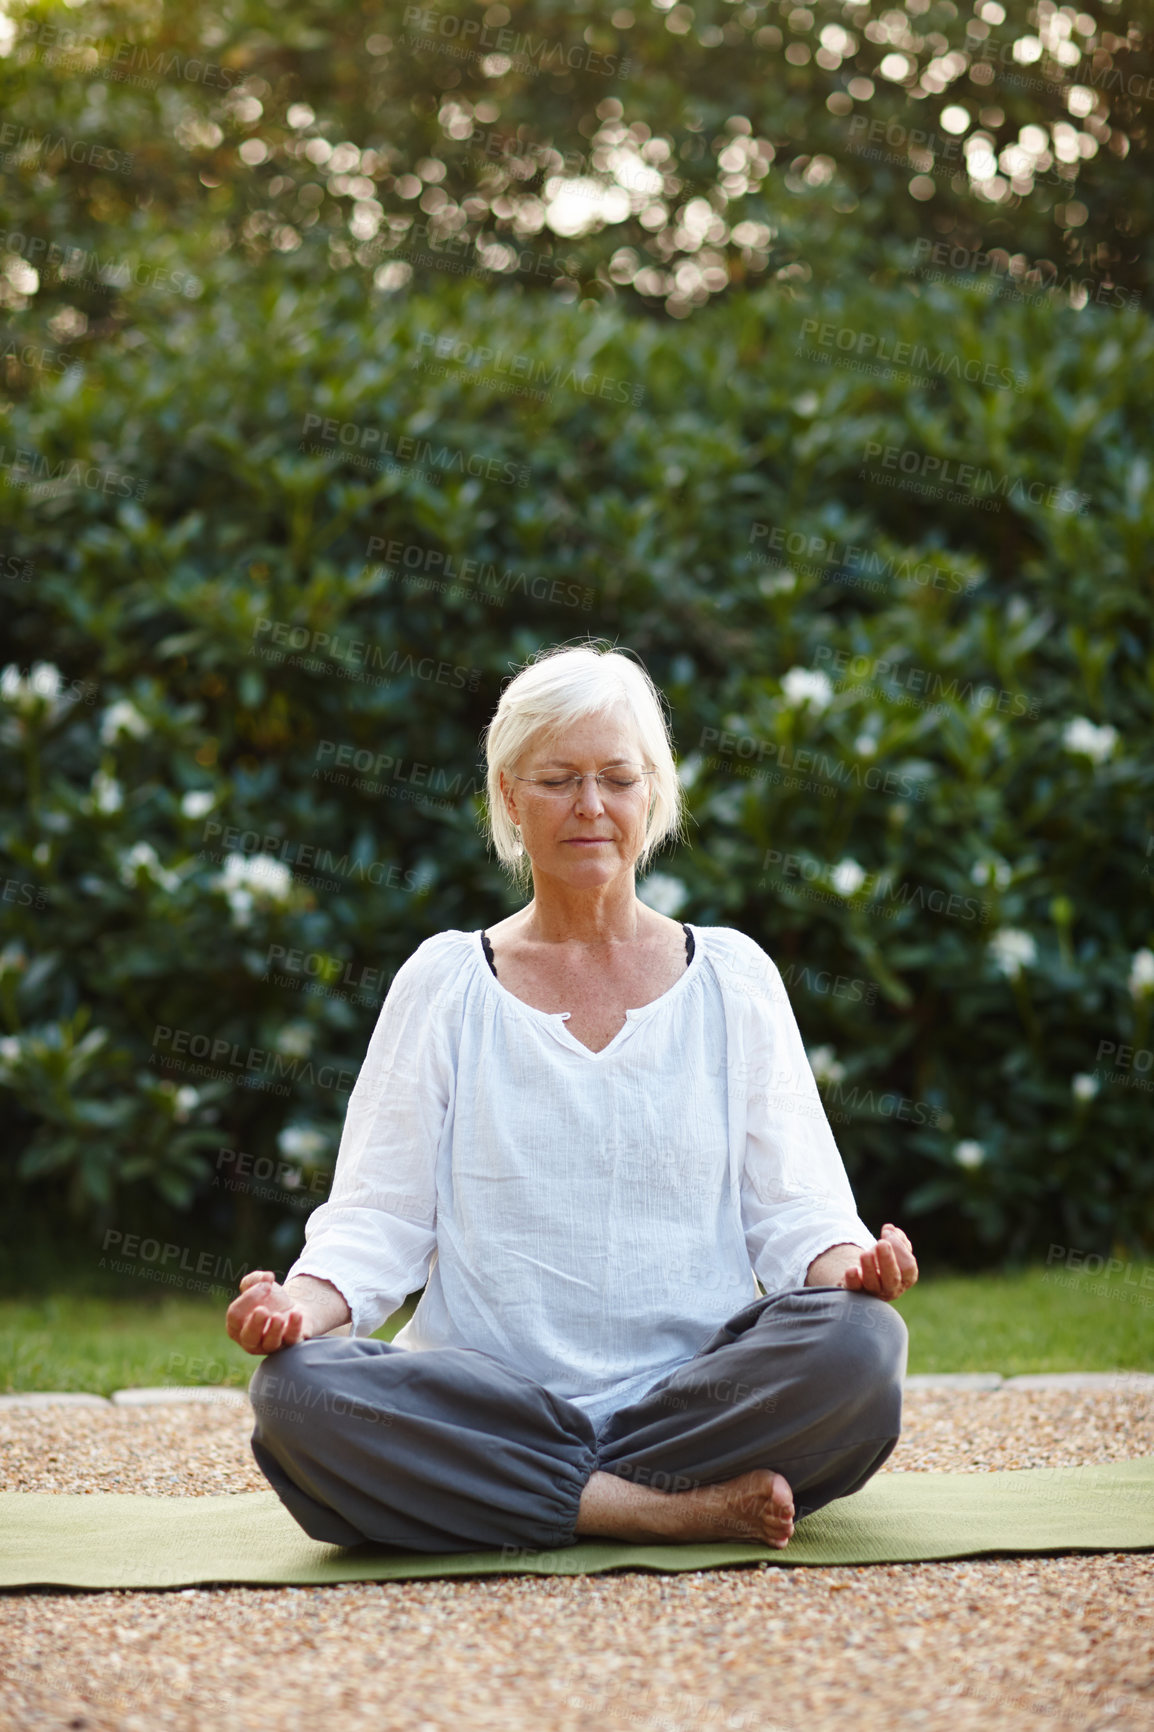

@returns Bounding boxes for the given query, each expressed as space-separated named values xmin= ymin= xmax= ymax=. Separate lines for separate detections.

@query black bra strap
xmin=481 ymin=931 xmax=498 ymax=977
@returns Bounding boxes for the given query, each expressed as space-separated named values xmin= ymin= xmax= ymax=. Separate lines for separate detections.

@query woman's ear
xmin=498 ymin=768 xmax=519 ymax=829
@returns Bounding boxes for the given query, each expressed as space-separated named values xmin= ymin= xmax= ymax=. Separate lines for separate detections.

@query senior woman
xmin=227 ymin=642 xmax=917 ymax=1555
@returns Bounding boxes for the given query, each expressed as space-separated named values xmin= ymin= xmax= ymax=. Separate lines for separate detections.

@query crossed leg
xmin=579 ymin=1285 xmax=908 ymax=1547
xmin=248 ymin=1285 xmax=907 ymax=1554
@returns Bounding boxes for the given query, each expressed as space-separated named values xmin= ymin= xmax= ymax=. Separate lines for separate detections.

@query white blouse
xmin=286 ymin=924 xmax=877 ymax=1432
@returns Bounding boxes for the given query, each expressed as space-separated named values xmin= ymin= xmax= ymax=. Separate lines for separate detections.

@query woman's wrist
xmin=283 ymin=1273 xmax=352 ymax=1336
xmin=804 ymin=1243 xmax=863 ymax=1287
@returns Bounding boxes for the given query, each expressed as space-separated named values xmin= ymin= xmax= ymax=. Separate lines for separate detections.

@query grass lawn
xmin=0 ymin=1269 xmax=1149 ymax=1396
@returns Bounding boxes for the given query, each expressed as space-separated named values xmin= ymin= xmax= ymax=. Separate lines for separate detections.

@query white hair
xmin=481 ymin=641 xmax=687 ymax=885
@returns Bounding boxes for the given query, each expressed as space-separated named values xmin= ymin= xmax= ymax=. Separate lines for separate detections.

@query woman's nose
xmin=573 ymin=774 xmax=607 ymax=816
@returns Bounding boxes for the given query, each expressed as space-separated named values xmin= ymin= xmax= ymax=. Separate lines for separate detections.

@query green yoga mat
xmin=2 ymin=1458 xmax=1152 ymax=1591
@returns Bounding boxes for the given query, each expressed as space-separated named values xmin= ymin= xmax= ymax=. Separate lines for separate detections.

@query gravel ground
xmin=1 ymin=1387 xmax=1152 ymax=1732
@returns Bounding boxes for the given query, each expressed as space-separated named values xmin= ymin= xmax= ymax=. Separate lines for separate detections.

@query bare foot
xmin=575 ymin=1468 xmax=795 ymax=1548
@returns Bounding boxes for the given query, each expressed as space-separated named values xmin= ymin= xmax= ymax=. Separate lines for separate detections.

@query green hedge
xmin=2 ymin=256 xmax=1152 ymax=1276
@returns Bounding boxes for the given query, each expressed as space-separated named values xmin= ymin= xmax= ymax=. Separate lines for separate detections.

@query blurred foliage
xmin=0 ymin=0 xmax=1148 ymax=337
xmin=0 ymin=0 xmax=1151 ymax=1276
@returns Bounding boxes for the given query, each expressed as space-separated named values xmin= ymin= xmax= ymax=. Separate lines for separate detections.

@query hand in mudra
xmin=841 ymin=1224 xmax=918 ymax=1301
xmin=226 ymin=1270 xmax=314 ymax=1356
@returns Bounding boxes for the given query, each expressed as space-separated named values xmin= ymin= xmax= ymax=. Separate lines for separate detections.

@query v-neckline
xmin=474 ymin=926 xmax=700 ymax=1060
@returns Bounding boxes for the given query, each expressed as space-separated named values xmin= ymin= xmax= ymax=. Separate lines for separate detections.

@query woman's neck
xmin=503 ymin=879 xmax=658 ymax=946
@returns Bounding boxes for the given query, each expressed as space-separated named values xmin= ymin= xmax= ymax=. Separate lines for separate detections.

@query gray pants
xmin=248 ymin=1285 xmax=908 ymax=1554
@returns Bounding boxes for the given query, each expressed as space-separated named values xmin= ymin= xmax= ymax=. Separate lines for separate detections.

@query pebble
xmin=0 ymin=1387 xmax=1150 ymax=1731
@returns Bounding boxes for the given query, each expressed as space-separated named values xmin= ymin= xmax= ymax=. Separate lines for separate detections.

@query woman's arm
xmin=729 ymin=933 xmax=888 ymax=1290
xmin=223 ymin=936 xmax=458 ymax=1354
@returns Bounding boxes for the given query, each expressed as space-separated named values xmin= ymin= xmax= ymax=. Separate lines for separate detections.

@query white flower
xmin=2 ymin=661 xmax=61 ymax=701
xmin=278 ymin=1125 xmax=328 ymax=1162
xmin=808 ymin=1044 xmax=845 ymax=1084
xmin=1 ymin=661 xmax=72 ymax=720
xmin=91 ymin=771 xmax=123 ymax=813
xmin=1072 ymin=1073 xmax=1099 ymax=1102
xmin=276 ymin=1023 xmax=313 ymax=1058
xmin=118 ymin=842 xmax=181 ymax=893
xmin=675 ymin=755 xmax=702 ymax=790
xmin=831 ymin=857 xmax=866 ymax=897
xmin=174 ymin=1086 xmax=200 ymax=1121
xmin=990 ymin=928 xmax=1037 ymax=978
xmin=100 ymin=700 xmax=149 ymax=744
xmin=1128 ymin=949 xmax=1154 ymax=998
xmin=780 ymin=667 xmax=833 ymax=712
xmin=638 ymin=873 xmax=688 ymax=917
xmin=853 ymin=733 xmax=877 ymax=757
xmin=971 ymin=857 xmax=1012 ymax=889
xmin=214 ymin=852 xmax=292 ymax=926
xmin=181 ymin=790 xmax=216 ymax=819
xmin=0 ymin=1034 xmax=22 ymax=1065
xmin=1062 ymin=717 xmax=1118 ymax=764
xmin=954 ymin=1139 xmax=985 ymax=1168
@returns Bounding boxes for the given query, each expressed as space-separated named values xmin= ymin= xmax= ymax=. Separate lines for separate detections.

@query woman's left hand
xmin=841 ymin=1224 xmax=918 ymax=1301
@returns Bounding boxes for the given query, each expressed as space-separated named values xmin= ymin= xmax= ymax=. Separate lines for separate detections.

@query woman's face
xmin=500 ymin=711 xmax=655 ymax=889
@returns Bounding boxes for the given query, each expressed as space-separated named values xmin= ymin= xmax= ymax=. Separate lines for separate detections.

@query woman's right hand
xmin=226 ymin=1269 xmax=314 ymax=1356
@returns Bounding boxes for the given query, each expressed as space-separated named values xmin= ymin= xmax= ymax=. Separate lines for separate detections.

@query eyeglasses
xmin=512 ymin=768 xmax=656 ymax=799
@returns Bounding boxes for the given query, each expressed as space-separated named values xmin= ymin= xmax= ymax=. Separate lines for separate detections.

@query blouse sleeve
xmin=727 ymin=935 xmax=877 ymax=1294
xmin=284 ymin=934 xmax=458 ymax=1338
